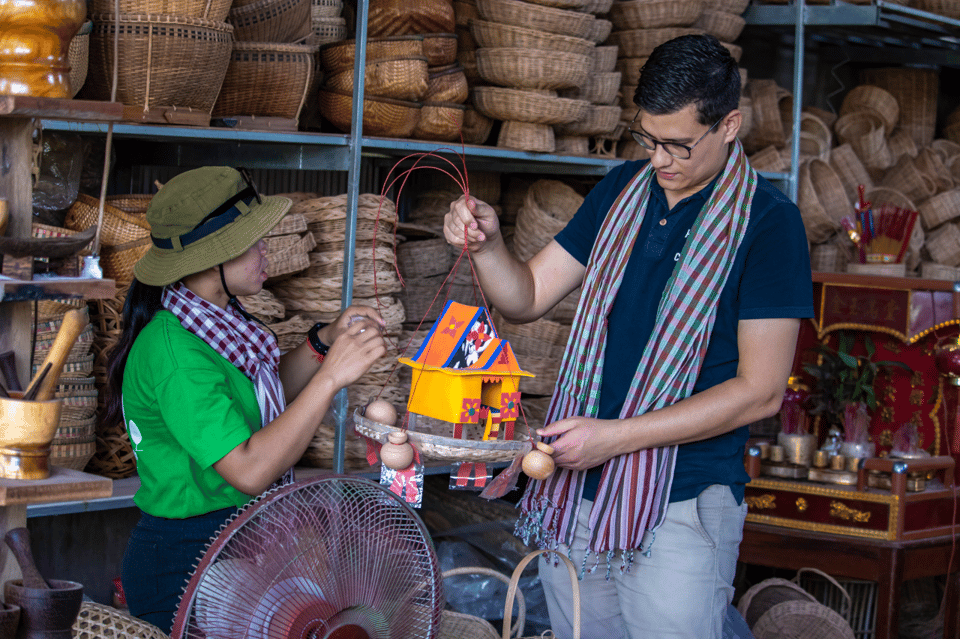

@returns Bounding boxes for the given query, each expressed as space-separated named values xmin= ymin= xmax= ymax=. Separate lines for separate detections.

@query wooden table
xmin=739 ymin=522 xmax=959 ymax=639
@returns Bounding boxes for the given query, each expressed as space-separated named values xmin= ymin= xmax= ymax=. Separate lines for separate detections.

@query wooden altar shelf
xmin=0 ymin=276 xmax=115 ymax=301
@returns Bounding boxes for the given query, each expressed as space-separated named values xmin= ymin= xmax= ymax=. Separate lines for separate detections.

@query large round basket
xmin=472 ymin=86 xmax=589 ymax=125
xmin=227 ymin=0 xmax=311 ymax=43
xmin=497 ymin=120 xmax=555 ymax=153
xmin=368 ymin=0 xmax=456 ymax=36
xmin=475 ymin=47 xmax=590 ymax=90
xmin=423 ymin=32 xmax=459 ymax=66
xmin=89 ymin=0 xmax=233 ymax=20
xmin=607 ymin=27 xmax=704 ymax=57
xmin=319 ymin=88 xmax=422 ymax=137
xmin=425 ymin=63 xmax=469 ymax=103
xmin=693 ymin=9 xmax=745 ymax=41
xmin=476 ymin=0 xmax=594 ymax=38
xmin=412 ymin=102 xmax=467 ymax=142
xmin=839 ymin=84 xmax=899 ymax=135
xmin=319 ymin=35 xmax=424 ymax=75
xmin=213 ymin=42 xmax=316 ymax=121
xmin=324 ymin=56 xmax=430 ymax=102
xmin=353 ymin=408 xmax=530 ymax=464
xmin=555 ymin=104 xmax=620 ymax=136
xmin=65 ymin=193 xmax=151 ymax=247
xmin=469 ymin=19 xmax=593 ymax=55
xmin=68 ymin=20 xmax=92 ymax=98
xmin=608 ymin=0 xmax=703 ymax=29
xmin=86 ymin=14 xmax=233 ymax=113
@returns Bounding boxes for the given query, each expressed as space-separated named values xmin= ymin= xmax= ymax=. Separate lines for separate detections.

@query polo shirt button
xmin=659 ymin=219 xmax=667 ymax=226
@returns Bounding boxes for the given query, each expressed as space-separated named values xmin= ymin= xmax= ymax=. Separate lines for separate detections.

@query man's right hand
xmin=444 ymin=195 xmax=501 ymax=253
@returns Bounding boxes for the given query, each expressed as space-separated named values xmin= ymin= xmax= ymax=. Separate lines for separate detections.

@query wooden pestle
xmin=22 ymin=308 xmax=87 ymax=402
xmin=4 ymin=528 xmax=48 ymax=589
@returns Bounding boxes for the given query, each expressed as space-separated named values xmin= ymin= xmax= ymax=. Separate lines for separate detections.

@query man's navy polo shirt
xmin=552 ymin=158 xmax=814 ymax=504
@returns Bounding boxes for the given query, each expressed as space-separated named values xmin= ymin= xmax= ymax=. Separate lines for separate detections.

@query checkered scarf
xmin=516 ymin=139 xmax=756 ymax=566
xmin=162 ymin=283 xmax=292 ymax=484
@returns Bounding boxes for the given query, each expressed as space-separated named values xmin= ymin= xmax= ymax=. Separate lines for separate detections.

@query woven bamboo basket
xmin=693 ymin=9 xmax=745 ymax=41
xmin=319 ymin=36 xmax=425 ymax=75
xmin=475 ymin=47 xmax=591 ymax=91
xmin=306 ymin=16 xmax=347 ymax=46
xmin=608 ymin=27 xmax=703 ymax=58
xmin=475 ymin=0 xmax=594 ymax=38
xmin=469 ymin=19 xmax=593 ymax=56
xmin=559 ymin=71 xmax=621 ymax=105
xmin=34 ymin=298 xmax=88 ymax=324
xmin=591 ymin=45 xmax=618 ymax=72
xmin=523 ymin=0 xmax=590 ymax=10
xmin=797 ymin=161 xmax=839 ymax=243
xmin=739 ymin=569 xmax=856 ymax=639
xmin=742 ymin=79 xmax=785 ymax=152
xmin=472 ymin=86 xmax=588 ymax=125
xmin=556 ymin=104 xmax=620 ymax=136
xmin=738 ymin=96 xmax=753 ymax=140
xmin=921 ymin=261 xmax=960 ymax=280
xmin=554 ymin=135 xmax=590 ymax=156
xmin=930 ymin=138 xmax=960 ymax=164
xmin=73 ymin=601 xmax=168 ymax=639
xmin=513 ymin=179 xmax=582 ymax=261
xmin=615 ymin=56 xmax=648 ymax=87
xmin=864 ymin=186 xmax=916 ymax=212
xmin=423 ymin=32 xmax=459 ymax=66
xmin=397 ymin=238 xmax=454 ymax=279
xmin=860 ymin=67 xmax=938 ymax=148
xmin=839 ymin=84 xmax=899 ymax=135
xmin=925 ymin=221 xmax=960 ymax=265
xmin=609 ymin=0 xmax=703 ymax=29
xmin=100 ymin=238 xmax=151 ymax=285
xmin=311 ymin=0 xmax=343 ymax=18
xmin=212 ymin=42 xmax=315 ymax=121
xmin=227 ymin=0 xmax=311 ymax=42
xmin=887 ymin=129 xmax=919 ymax=165
xmin=238 ymin=289 xmax=287 ymax=323
xmin=918 ymin=188 xmax=960 ymax=230
xmin=809 ymin=158 xmax=853 ymax=222
xmin=749 ymin=145 xmax=786 ymax=173
xmin=425 ymin=64 xmax=469 ymax=103
xmin=809 ymin=241 xmax=850 ymax=274
xmin=319 ymin=89 xmax=422 ymax=137
xmin=494 ymin=312 xmax=570 ymax=360
xmin=369 ymin=0 xmax=456 ymax=36
xmin=455 ymin=0 xmax=480 ymax=26
xmin=834 ymin=110 xmax=891 ymax=173
xmin=716 ymin=0 xmax=750 ymax=12
xmin=497 ymin=120 xmax=554 ymax=152
xmin=325 ymin=56 xmax=429 ymax=101
xmin=90 ymin=0 xmax=232 ymax=20
xmin=945 ymin=122 xmax=960 ymax=146
xmin=583 ymin=17 xmax=611 ymax=44
xmin=65 ymin=193 xmax=151 ymax=247
xmin=915 ymin=147 xmax=954 ymax=194
xmin=87 ymin=14 xmax=233 ymax=113
xmin=880 ymin=154 xmax=936 ymax=206
xmin=828 ymin=143 xmax=873 ymax=199
xmin=411 ymin=102 xmax=467 ymax=142
xmin=50 ymin=438 xmax=97 ymax=472
xmin=462 ymin=105 xmax=494 ymax=144
xmin=68 ymin=21 xmax=91 ymax=98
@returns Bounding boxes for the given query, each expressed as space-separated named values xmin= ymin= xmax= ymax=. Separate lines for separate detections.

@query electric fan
xmin=171 ymin=476 xmax=444 ymax=639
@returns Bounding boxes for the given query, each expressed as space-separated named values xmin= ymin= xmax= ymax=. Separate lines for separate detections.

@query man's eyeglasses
xmin=629 ymin=111 xmax=724 ymax=160
xmin=237 ymin=166 xmax=262 ymax=204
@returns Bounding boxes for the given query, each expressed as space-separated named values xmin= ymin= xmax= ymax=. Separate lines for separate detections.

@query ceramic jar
xmin=0 ymin=0 xmax=87 ymax=97
xmin=380 ymin=431 xmax=414 ymax=470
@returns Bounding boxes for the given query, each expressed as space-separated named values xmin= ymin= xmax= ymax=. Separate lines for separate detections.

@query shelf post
xmin=787 ymin=0 xmax=806 ymax=203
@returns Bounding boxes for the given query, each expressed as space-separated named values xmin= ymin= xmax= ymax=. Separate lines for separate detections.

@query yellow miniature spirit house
xmin=399 ymin=300 xmax=533 ymax=442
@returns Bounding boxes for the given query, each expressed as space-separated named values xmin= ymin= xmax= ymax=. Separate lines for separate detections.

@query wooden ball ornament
xmin=380 ymin=431 xmax=414 ymax=470
xmin=365 ymin=399 xmax=398 ymax=426
xmin=522 ymin=441 xmax=555 ymax=480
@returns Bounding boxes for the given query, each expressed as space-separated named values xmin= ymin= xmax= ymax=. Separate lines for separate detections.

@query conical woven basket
xmin=839 ymin=84 xmax=899 ymax=135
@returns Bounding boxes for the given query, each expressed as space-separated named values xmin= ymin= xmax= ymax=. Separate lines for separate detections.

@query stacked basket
xmin=470 ymin=0 xmax=608 ymax=152
xmin=213 ymin=0 xmax=316 ymax=130
xmin=83 ymin=0 xmax=234 ymax=118
xmin=307 ymin=0 xmax=347 ymax=46
xmin=262 ymin=211 xmax=316 ymax=279
xmin=32 ymin=308 xmax=98 ymax=472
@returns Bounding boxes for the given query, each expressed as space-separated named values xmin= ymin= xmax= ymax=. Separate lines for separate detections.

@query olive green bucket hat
xmin=134 ymin=166 xmax=292 ymax=286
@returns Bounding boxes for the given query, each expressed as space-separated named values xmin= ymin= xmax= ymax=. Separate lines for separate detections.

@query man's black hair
xmin=633 ymin=34 xmax=741 ymax=126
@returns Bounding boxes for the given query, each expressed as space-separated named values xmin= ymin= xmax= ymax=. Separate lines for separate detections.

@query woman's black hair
xmin=634 ymin=34 xmax=741 ymax=125
xmin=101 ymin=279 xmax=163 ymax=432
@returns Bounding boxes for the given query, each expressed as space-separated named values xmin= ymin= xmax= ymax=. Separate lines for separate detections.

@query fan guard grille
xmin=172 ymin=476 xmax=443 ymax=639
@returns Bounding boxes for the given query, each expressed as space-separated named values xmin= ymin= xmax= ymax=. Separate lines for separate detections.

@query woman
xmin=103 ymin=167 xmax=387 ymax=633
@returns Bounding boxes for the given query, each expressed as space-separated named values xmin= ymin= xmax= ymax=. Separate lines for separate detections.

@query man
xmin=443 ymin=34 xmax=813 ymax=638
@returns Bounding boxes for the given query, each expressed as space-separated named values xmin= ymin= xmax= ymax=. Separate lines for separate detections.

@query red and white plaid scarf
xmin=162 ymin=282 xmax=293 ymax=486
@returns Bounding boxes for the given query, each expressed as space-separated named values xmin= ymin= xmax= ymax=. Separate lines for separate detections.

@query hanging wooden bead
xmin=521 ymin=441 xmax=555 ymax=480
xmin=380 ymin=431 xmax=414 ymax=470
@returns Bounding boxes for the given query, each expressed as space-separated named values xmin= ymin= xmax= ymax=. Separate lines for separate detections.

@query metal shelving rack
xmin=742 ymin=0 xmax=960 ymax=201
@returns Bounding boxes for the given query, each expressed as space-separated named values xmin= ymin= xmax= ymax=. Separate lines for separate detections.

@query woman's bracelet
xmin=307 ymin=322 xmax=330 ymax=363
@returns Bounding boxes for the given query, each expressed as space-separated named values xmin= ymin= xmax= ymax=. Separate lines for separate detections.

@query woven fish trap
xmin=839 ymin=84 xmax=899 ymax=135
xmin=412 ymin=102 xmax=467 ymax=142
xmin=749 ymin=145 xmax=786 ymax=173
xmin=828 ymin=143 xmax=873 ymax=199
xmin=497 ymin=120 xmax=555 ymax=153
xmin=556 ymin=104 xmax=620 ymax=136
xmin=608 ymin=27 xmax=703 ymax=58
xmin=469 ymin=20 xmax=593 ymax=56
xmin=924 ymin=221 xmax=960 ymax=266
xmin=74 ymin=601 xmax=169 ymax=639
xmin=693 ymin=9 xmax=745 ymax=42
xmin=476 ymin=47 xmax=590 ymax=91
xmin=368 ymin=0 xmax=456 ymax=37
xmin=212 ymin=42 xmax=315 ymax=121
xmin=797 ymin=161 xmax=839 ymax=243
xmin=475 ymin=0 xmax=594 ymax=37
xmin=609 ymin=0 xmax=703 ymax=29
xmin=325 ymin=56 xmax=429 ymax=102
xmin=318 ymin=35 xmax=424 ymax=75
xmin=65 ymin=193 xmax=151 ymax=247
xmin=860 ymin=67 xmax=938 ymax=148
xmin=880 ymin=154 xmax=936 ymax=206
xmin=918 ymin=189 xmax=960 ymax=230
xmin=425 ymin=64 xmax=469 ymax=103
xmin=886 ymin=130 xmax=918 ymax=166
xmin=87 ymin=14 xmax=233 ymax=113
xmin=227 ymin=0 xmax=310 ymax=42
xmin=90 ymin=0 xmax=232 ymax=19
xmin=354 ymin=409 xmax=530 ymax=463
xmin=319 ymin=88 xmax=422 ymax=137
xmin=68 ymin=21 xmax=91 ymax=98
xmin=835 ymin=110 xmax=892 ymax=172
xmin=472 ymin=86 xmax=589 ymax=125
